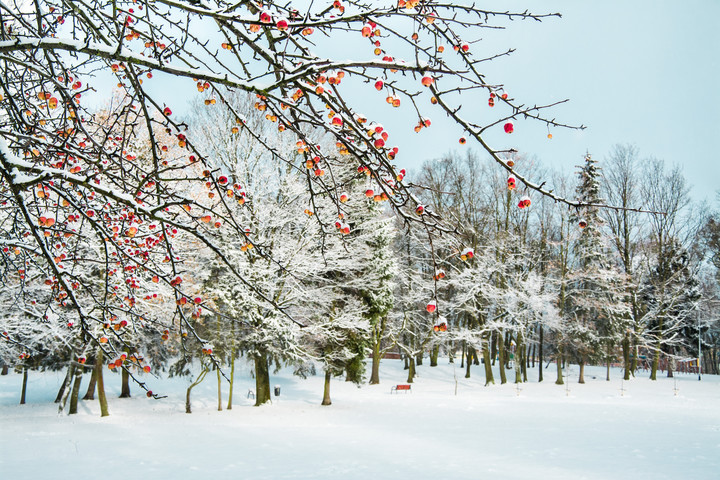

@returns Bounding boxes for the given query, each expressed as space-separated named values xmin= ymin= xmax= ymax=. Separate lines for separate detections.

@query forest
xmin=1 ymin=0 xmax=718 ymax=417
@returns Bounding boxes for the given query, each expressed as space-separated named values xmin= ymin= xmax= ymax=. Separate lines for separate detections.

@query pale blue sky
xmin=392 ymin=1 xmax=720 ymax=201
xmin=88 ymin=1 xmax=719 ymax=202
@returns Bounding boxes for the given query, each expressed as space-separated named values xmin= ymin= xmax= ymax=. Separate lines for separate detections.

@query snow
xmin=1 ymin=360 xmax=719 ymax=479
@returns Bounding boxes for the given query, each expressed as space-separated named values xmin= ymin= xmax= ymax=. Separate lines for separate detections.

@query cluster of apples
xmin=460 ymin=247 xmax=474 ymax=261
xmin=414 ymin=117 xmax=432 ymax=133
xmin=201 ymin=344 xmax=214 ymax=355
xmin=487 ymin=90 xmax=508 ymax=108
xmin=517 ymin=195 xmax=531 ymax=209
xmin=433 ymin=320 xmax=448 ymax=332
xmin=334 ymin=217 xmax=351 ymax=235
xmin=365 ymin=188 xmax=390 ymax=203
xmin=433 ymin=269 xmax=446 ymax=281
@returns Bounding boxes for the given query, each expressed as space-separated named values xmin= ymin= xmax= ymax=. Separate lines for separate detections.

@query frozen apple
xmin=504 ymin=121 xmax=514 ymax=134
xmin=426 ymin=300 xmax=437 ymax=313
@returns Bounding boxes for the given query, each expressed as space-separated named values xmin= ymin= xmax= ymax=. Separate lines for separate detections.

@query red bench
xmin=390 ymin=384 xmax=412 ymax=394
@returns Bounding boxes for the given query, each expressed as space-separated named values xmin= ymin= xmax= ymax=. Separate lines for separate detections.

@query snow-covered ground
xmin=1 ymin=359 xmax=718 ymax=479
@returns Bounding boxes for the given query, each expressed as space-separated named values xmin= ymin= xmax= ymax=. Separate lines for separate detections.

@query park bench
xmin=390 ymin=384 xmax=412 ymax=394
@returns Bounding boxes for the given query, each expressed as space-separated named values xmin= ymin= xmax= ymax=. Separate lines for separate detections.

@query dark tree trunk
xmin=254 ymin=351 xmax=271 ymax=406
xmin=531 ymin=342 xmax=536 ymax=368
xmin=83 ymin=366 xmax=97 ymax=400
xmin=430 ymin=344 xmax=439 ymax=367
xmin=465 ymin=347 xmax=473 ymax=379
xmin=20 ymin=366 xmax=28 ymax=404
xmin=555 ymin=348 xmax=564 ymax=385
xmin=416 ymin=352 xmax=423 ymax=366
xmin=460 ymin=340 xmax=465 ymax=369
xmin=69 ymin=366 xmax=83 ymax=414
xmin=538 ymin=326 xmax=544 ymax=383
xmin=497 ymin=332 xmax=507 ymax=384
xmin=491 ymin=332 xmax=497 ymax=366
xmin=321 ymin=370 xmax=332 ymax=406
xmin=482 ymin=336 xmax=494 ymax=385
xmin=622 ymin=332 xmax=631 ymax=380
xmin=1 ymin=364 xmax=8 ymax=375
xmin=407 ymin=356 xmax=416 ymax=383
xmin=120 ymin=367 xmax=131 ymax=398
xmin=369 ymin=341 xmax=381 ymax=384
xmin=578 ymin=360 xmax=586 ymax=384
xmin=403 ymin=354 xmax=409 ymax=370
xmin=55 ymin=364 xmax=73 ymax=403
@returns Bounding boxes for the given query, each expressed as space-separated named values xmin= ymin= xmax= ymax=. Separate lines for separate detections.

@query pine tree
xmin=565 ymin=154 xmax=628 ymax=382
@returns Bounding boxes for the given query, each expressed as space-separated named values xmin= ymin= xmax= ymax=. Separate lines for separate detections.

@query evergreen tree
xmin=565 ymin=154 xmax=628 ymax=382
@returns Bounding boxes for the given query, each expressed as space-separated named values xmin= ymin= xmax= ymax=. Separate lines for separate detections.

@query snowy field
xmin=1 ymin=359 xmax=719 ymax=480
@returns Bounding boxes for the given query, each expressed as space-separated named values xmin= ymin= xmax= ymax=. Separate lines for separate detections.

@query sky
xmin=390 ymin=1 xmax=720 ymax=202
xmin=86 ymin=1 xmax=719 ymax=203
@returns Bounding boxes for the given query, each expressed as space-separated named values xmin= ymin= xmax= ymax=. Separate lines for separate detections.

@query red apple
xmin=426 ymin=300 xmax=437 ymax=313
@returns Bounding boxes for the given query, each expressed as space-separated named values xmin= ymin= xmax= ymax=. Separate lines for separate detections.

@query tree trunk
xmin=538 ymin=326 xmax=544 ymax=383
xmin=650 ymin=319 xmax=663 ymax=380
xmin=55 ymin=364 xmax=73 ymax=403
xmin=254 ymin=351 xmax=271 ymax=406
xmin=482 ymin=335 xmax=495 ymax=385
xmin=430 ymin=344 xmax=439 ymax=367
xmin=321 ymin=370 xmax=332 ymax=406
xmin=460 ymin=340 xmax=465 ymax=369
xmin=227 ymin=353 xmax=235 ymax=410
xmin=369 ymin=340 xmax=381 ymax=384
xmin=416 ymin=352 xmax=423 ymax=366
xmin=407 ymin=356 xmax=416 ymax=383
xmin=650 ymin=349 xmax=659 ymax=380
xmin=531 ymin=342 xmax=536 ymax=368
xmin=465 ymin=346 xmax=473 ymax=378
xmin=83 ymin=366 xmax=97 ymax=400
xmin=606 ymin=359 xmax=611 ymax=381
xmin=403 ymin=354 xmax=409 ymax=370
xmin=491 ymin=332 xmax=497 ymax=366
xmin=20 ymin=366 xmax=28 ymax=405
xmin=578 ymin=360 xmax=585 ymax=384
xmin=622 ymin=332 xmax=631 ymax=380
xmin=120 ymin=367 xmax=131 ymax=398
xmin=185 ymin=365 xmax=209 ymax=414
xmin=69 ymin=366 xmax=83 ymax=414
xmin=555 ymin=348 xmax=564 ymax=385
xmin=497 ymin=332 xmax=507 ymax=384
xmin=217 ymin=365 xmax=223 ymax=411
xmin=1 ymin=363 xmax=8 ymax=375
xmin=95 ymin=350 xmax=109 ymax=417
xmin=57 ymin=365 xmax=75 ymax=412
